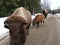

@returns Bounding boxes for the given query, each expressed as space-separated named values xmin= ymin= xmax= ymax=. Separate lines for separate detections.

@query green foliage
xmin=0 ymin=0 xmax=41 ymax=17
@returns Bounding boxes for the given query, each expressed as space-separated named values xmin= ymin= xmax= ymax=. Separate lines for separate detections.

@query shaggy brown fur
xmin=4 ymin=7 xmax=32 ymax=45
xmin=32 ymin=14 xmax=45 ymax=29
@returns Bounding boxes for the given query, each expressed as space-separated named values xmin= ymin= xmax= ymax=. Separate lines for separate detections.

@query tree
xmin=41 ymin=0 xmax=50 ymax=10
xmin=0 ymin=0 xmax=41 ymax=17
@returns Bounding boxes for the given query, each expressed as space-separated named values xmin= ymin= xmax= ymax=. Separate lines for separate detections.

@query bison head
xmin=42 ymin=10 xmax=48 ymax=18
xmin=4 ymin=22 xmax=27 ymax=45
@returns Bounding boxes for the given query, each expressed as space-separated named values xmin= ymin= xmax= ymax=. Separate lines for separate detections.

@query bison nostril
xmin=4 ymin=25 xmax=9 ymax=29
xmin=19 ymin=31 xmax=21 ymax=34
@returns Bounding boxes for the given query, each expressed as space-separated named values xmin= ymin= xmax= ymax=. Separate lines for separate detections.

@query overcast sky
xmin=41 ymin=0 xmax=60 ymax=10
xmin=49 ymin=0 xmax=60 ymax=10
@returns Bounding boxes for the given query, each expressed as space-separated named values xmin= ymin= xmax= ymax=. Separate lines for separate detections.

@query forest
xmin=0 ymin=0 xmax=42 ymax=17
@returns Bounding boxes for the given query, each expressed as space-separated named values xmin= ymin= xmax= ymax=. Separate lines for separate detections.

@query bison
xmin=4 ymin=7 xmax=32 ymax=45
xmin=32 ymin=9 xmax=48 ymax=29
xmin=32 ymin=14 xmax=45 ymax=29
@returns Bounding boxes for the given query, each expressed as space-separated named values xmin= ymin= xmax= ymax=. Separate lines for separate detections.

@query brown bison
xmin=4 ymin=7 xmax=32 ymax=45
xmin=32 ymin=9 xmax=48 ymax=29
xmin=32 ymin=13 xmax=45 ymax=29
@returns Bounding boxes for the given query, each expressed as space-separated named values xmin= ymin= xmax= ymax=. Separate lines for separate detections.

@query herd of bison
xmin=4 ymin=7 xmax=48 ymax=45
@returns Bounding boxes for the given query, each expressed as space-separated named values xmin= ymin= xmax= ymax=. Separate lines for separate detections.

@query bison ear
xmin=4 ymin=23 xmax=9 ymax=29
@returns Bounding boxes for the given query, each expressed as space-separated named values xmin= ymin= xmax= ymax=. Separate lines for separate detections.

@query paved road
xmin=0 ymin=15 xmax=60 ymax=45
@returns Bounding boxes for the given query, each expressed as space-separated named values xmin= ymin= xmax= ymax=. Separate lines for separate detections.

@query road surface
xmin=0 ymin=15 xmax=60 ymax=45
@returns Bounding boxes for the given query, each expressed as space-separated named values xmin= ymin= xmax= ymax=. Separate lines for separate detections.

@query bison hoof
xmin=36 ymin=27 xmax=38 ymax=29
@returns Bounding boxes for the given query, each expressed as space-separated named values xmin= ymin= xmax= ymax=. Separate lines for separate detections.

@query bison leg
xmin=42 ymin=20 xmax=44 ymax=26
xmin=37 ymin=22 xmax=39 ymax=27
xmin=36 ymin=22 xmax=39 ymax=29
xmin=41 ymin=20 xmax=44 ymax=26
xmin=26 ymin=24 xmax=30 ymax=35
